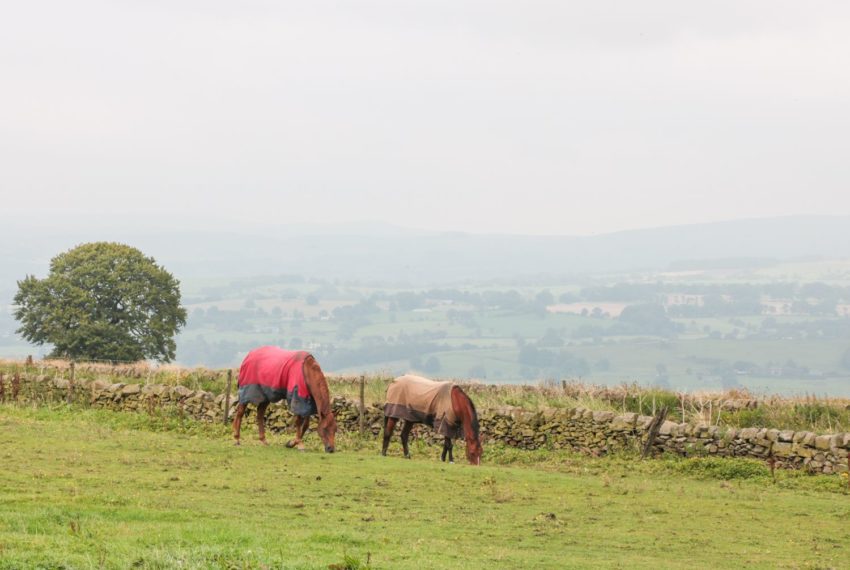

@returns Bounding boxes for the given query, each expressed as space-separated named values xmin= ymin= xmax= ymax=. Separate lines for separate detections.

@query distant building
xmin=663 ymin=294 xmax=704 ymax=307
xmin=760 ymin=298 xmax=792 ymax=315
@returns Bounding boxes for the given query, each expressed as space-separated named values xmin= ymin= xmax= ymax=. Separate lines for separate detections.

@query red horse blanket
xmin=237 ymin=347 xmax=317 ymax=416
xmin=384 ymin=375 xmax=460 ymax=438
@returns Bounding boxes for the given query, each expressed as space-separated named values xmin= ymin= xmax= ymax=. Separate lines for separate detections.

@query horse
xmin=231 ymin=346 xmax=337 ymax=453
xmin=381 ymin=374 xmax=482 ymax=465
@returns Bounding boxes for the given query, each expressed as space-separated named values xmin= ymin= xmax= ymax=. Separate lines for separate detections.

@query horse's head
xmin=455 ymin=386 xmax=482 ymax=466
xmin=465 ymin=438 xmax=482 ymax=466
xmin=317 ymin=410 xmax=337 ymax=453
xmin=303 ymin=355 xmax=338 ymax=453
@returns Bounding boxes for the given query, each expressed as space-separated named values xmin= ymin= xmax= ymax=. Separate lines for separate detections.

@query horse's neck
xmin=305 ymin=364 xmax=331 ymax=415
xmin=455 ymin=392 xmax=478 ymax=441
xmin=314 ymin=379 xmax=331 ymax=416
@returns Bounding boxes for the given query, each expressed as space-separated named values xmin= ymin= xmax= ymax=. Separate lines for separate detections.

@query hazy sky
xmin=2 ymin=1 xmax=849 ymax=235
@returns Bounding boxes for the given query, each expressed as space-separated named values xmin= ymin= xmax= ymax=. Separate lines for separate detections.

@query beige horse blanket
xmin=384 ymin=375 xmax=460 ymax=438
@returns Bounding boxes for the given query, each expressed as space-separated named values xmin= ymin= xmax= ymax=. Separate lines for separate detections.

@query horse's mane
xmin=304 ymin=354 xmax=332 ymax=416
xmin=456 ymin=386 xmax=479 ymax=439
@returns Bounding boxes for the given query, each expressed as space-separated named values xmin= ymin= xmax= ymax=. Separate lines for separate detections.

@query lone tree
xmin=13 ymin=242 xmax=187 ymax=362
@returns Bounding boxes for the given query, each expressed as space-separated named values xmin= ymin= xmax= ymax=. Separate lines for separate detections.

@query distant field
xmin=6 ymin=262 xmax=850 ymax=396
xmin=330 ymin=336 xmax=850 ymax=395
xmin=1 ymin=405 xmax=849 ymax=569
xmin=547 ymin=302 xmax=628 ymax=316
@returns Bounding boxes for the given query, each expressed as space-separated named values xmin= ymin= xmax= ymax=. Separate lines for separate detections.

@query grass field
xmin=2 ymin=405 xmax=849 ymax=569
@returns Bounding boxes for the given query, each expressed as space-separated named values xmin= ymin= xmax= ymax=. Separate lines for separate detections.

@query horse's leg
xmin=441 ymin=436 xmax=454 ymax=463
xmin=286 ymin=415 xmax=304 ymax=449
xmin=286 ymin=416 xmax=300 ymax=448
xmin=382 ymin=417 xmax=398 ymax=456
xmin=256 ymin=401 xmax=269 ymax=445
xmin=400 ymin=420 xmax=414 ymax=459
xmin=296 ymin=415 xmax=309 ymax=451
xmin=232 ymin=403 xmax=247 ymax=445
xmin=286 ymin=415 xmax=308 ymax=450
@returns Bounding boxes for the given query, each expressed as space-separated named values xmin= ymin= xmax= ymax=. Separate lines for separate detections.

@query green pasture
xmin=335 ymin=336 xmax=850 ymax=394
xmin=175 ymin=299 xmax=850 ymax=394
xmin=1 ymin=405 xmax=849 ymax=569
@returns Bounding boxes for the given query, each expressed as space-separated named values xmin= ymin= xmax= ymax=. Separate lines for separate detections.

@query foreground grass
xmin=1 ymin=405 xmax=849 ymax=569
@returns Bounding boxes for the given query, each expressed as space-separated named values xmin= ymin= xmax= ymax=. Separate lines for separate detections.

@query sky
xmin=2 ymin=1 xmax=849 ymax=236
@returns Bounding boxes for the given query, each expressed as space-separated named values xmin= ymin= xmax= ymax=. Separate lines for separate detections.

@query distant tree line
xmin=517 ymin=346 xmax=591 ymax=379
xmin=319 ymin=340 xmax=449 ymax=370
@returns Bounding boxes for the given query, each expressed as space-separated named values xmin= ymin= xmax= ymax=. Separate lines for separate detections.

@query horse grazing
xmin=232 ymin=346 xmax=337 ymax=452
xmin=382 ymin=374 xmax=482 ymax=465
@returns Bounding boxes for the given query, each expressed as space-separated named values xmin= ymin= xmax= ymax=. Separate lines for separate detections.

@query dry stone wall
xmin=4 ymin=372 xmax=849 ymax=475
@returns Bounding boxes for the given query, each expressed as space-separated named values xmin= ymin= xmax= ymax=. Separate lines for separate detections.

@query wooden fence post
xmin=223 ymin=369 xmax=233 ymax=425
xmin=641 ymin=405 xmax=669 ymax=459
xmin=768 ymin=453 xmax=777 ymax=484
xmin=359 ymin=375 xmax=366 ymax=437
xmin=67 ymin=361 xmax=75 ymax=404
xmin=12 ymin=370 xmax=20 ymax=401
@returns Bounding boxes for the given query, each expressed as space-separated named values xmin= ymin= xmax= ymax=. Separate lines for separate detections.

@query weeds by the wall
xmin=2 ymin=358 xmax=849 ymax=433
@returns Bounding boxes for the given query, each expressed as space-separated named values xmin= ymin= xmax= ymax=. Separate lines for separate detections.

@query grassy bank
xmin=1 ymin=404 xmax=848 ymax=569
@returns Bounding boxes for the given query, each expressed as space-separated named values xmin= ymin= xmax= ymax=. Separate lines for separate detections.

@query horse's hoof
xmin=297 ymin=443 xmax=306 ymax=452
xmin=234 ymin=440 xmax=241 ymax=446
xmin=285 ymin=440 xmax=297 ymax=448
xmin=449 ymin=461 xmax=454 ymax=464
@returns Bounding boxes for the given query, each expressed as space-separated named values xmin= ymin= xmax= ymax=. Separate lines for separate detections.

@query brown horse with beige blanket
xmin=382 ymin=374 xmax=482 ymax=465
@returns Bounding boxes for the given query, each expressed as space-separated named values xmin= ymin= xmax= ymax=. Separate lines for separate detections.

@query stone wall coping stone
xmin=592 ymin=411 xmax=616 ymax=422
xmin=815 ymin=435 xmax=836 ymax=450
xmin=739 ymin=427 xmax=759 ymax=440
xmin=172 ymin=386 xmax=192 ymax=397
xmin=636 ymin=415 xmax=654 ymax=428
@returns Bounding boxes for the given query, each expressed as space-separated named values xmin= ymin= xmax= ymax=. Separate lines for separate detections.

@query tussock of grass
xmin=665 ymin=456 xmax=770 ymax=481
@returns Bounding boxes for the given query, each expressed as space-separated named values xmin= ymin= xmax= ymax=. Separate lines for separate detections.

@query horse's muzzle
xmin=325 ymin=445 xmax=335 ymax=453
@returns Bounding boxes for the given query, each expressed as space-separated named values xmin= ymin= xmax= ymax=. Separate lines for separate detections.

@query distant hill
xmin=2 ymin=215 xmax=850 ymax=287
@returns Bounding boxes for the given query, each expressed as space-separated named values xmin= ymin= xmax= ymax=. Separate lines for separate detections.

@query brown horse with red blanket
xmin=232 ymin=346 xmax=337 ymax=452
xmin=382 ymin=375 xmax=482 ymax=465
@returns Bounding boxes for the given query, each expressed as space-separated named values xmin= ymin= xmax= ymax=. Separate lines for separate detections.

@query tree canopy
xmin=14 ymin=242 xmax=187 ymax=362
xmin=618 ymin=303 xmax=681 ymax=337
